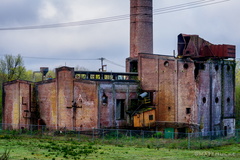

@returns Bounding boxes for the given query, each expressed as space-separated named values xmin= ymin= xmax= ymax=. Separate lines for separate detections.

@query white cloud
xmin=39 ymin=1 xmax=57 ymax=20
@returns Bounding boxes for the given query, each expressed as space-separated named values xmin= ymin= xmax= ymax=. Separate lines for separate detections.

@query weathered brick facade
xmin=1 ymin=0 xmax=236 ymax=135
xmin=2 ymin=67 xmax=138 ymax=130
xmin=135 ymin=53 xmax=235 ymax=134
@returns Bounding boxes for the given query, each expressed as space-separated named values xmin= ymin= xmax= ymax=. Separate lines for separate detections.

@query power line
xmin=22 ymin=56 xmax=99 ymax=61
xmin=105 ymin=59 xmax=125 ymax=68
xmin=0 ymin=0 xmax=230 ymax=31
xmin=22 ymin=55 xmax=125 ymax=68
xmin=154 ymin=0 xmax=230 ymax=15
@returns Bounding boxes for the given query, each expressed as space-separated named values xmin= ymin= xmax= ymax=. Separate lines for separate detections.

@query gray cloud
xmin=0 ymin=0 xmax=239 ymax=72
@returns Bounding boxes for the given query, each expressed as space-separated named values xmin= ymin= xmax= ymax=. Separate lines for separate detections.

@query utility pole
xmin=99 ymin=57 xmax=107 ymax=71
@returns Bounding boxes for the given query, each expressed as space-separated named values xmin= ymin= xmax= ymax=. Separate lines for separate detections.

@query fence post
xmin=30 ymin=124 xmax=32 ymax=136
xmin=92 ymin=127 xmax=95 ymax=141
xmin=142 ymin=130 xmax=144 ymax=142
xmin=102 ymin=129 xmax=104 ymax=140
xmin=78 ymin=130 xmax=80 ymax=142
xmin=188 ymin=133 xmax=191 ymax=149
xmin=236 ymin=129 xmax=239 ymax=143
xmin=116 ymin=129 xmax=119 ymax=142
xmin=130 ymin=130 xmax=132 ymax=142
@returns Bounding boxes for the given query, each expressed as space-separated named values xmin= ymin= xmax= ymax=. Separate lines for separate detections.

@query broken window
xmin=186 ymin=108 xmax=191 ymax=114
xmin=130 ymin=60 xmax=138 ymax=72
xmin=116 ymin=99 xmax=125 ymax=120
xmin=149 ymin=115 xmax=154 ymax=120
xmin=194 ymin=62 xmax=205 ymax=80
xmin=102 ymin=93 xmax=108 ymax=105
xmin=227 ymin=65 xmax=231 ymax=71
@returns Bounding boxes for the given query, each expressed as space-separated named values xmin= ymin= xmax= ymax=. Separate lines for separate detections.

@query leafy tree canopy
xmin=0 ymin=54 xmax=26 ymax=82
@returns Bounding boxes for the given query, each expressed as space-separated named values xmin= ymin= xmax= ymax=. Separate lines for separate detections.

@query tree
xmin=24 ymin=69 xmax=56 ymax=82
xmin=0 ymin=54 xmax=26 ymax=123
xmin=0 ymin=54 xmax=26 ymax=82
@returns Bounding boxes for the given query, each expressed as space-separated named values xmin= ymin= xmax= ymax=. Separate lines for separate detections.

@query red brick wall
xmin=37 ymin=81 xmax=57 ymax=127
xmin=3 ymin=80 xmax=31 ymax=129
xmin=74 ymin=80 xmax=98 ymax=129
xmin=130 ymin=0 xmax=153 ymax=58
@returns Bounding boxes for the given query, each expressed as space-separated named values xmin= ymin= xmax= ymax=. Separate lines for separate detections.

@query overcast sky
xmin=0 ymin=0 xmax=239 ymax=72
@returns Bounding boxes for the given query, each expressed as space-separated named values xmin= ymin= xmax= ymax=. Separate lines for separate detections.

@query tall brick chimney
xmin=130 ymin=0 xmax=153 ymax=58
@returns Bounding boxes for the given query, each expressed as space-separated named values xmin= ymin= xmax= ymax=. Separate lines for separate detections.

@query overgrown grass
xmin=0 ymin=135 xmax=240 ymax=159
xmin=0 ymin=149 xmax=10 ymax=160
xmin=0 ymin=137 xmax=240 ymax=160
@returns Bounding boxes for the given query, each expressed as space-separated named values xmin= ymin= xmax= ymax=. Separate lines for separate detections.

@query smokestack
xmin=130 ymin=0 xmax=153 ymax=58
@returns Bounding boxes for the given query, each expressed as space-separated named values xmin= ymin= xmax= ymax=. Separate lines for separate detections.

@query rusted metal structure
xmin=178 ymin=33 xmax=236 ymax=59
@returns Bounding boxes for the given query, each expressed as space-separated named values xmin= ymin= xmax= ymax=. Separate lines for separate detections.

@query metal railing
xmin=0 ymin=123 xmax=239 ymax=150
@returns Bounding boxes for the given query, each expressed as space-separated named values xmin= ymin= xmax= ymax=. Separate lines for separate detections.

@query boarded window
xmin=116 ymin=99 xmax=125 ymax=120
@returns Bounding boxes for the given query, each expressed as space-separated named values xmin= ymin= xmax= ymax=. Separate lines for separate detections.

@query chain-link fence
xmin=0 ymin=123 xmax=239 ymax=149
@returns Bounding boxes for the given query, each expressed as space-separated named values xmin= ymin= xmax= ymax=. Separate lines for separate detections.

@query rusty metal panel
xmin=178 ymin=33 xmax=212 ymax=57
xmin=210 ymin=45 xmax=236 ymax=58
xmin=178 ymin=33 xmax=235 ymax=59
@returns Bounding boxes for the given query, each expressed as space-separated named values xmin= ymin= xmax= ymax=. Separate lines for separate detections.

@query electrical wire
xmin=0 ymin=54 xmax=125 ymax=68
xmin=105 ymin=59 xmax=125 ymax=68
xmin=22 ymin=56 xmax=99 ymax=61
xmin=0 ymin=0 xmax=230 ymax=31
xmin=153 ymin=0 xmax=230 ymax=15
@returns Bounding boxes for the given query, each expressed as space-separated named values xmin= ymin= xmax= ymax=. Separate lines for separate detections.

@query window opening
xmin=183 ymin=63 xmax=189 ymax=69
xmin=227 ymin=65 xmax=231 ymax=71
xmin=164 ymin=61 xmax=169 ymax=67
xmin=130 ymin=61 xmax=138 ymax=72
xmin=186 ymin=108 xmax=191 ymax=114
xmin=215 ymin=65 xmax=219 ymax=71
xmin=149 ymin=115 xmax=154 ymax=120
xmin=227 ymin=97 xmax=230 ymax=103
xmin=202 ymin=97 xmax=206 ymax=103
xmin=116 ymin=99 xmax=125 ymax=120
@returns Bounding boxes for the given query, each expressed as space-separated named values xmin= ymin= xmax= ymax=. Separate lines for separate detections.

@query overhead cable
xmin=0 ymin=0 xmax=230 ymax=31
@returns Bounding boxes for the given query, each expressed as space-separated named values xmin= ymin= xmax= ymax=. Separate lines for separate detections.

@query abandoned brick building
xmin=2 ymin=0 xmax=236 ymax=135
